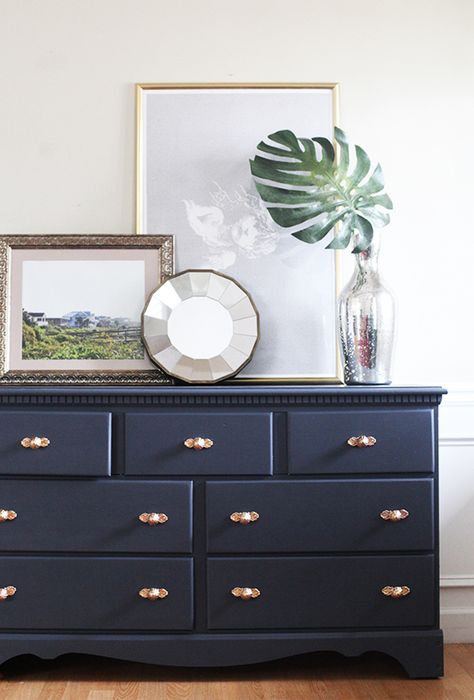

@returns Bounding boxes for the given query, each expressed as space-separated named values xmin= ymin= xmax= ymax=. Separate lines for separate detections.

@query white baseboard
xmin=440 ymin=584 xmax=474 ymax=642
xmin=441 ymin=608 xmax=474 ymax=642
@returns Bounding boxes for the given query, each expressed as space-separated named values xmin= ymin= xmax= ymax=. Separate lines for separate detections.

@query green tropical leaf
xmin=312 ymin=137 xmax=335 ymax=163
xmin=268 ymin=130 xmax=301 ymax=150
xmin=358 ymin=207 xmax=391 ymax=228
xmin=255 ymin=141 xmax=298 ymax=158
xmin=254 ymin=182 xmax=319 ymax=204
xmin=370 ymin=193 xmax=393 ymax=209
xmin=356 ymin=163 xmax=385 ymax=195
xmin=334 ymin=126 xmax=350 ymax=177
xmin=267 ymin=205 xmax=327 ymax=228
xmin=326 ymin=213 xmax=354 ymax=249
xmin=346 ymin=145 xmax=371 ymax=190
xmin=351 ymin=215 xmax=374 ymax=253
xmin=250 ymin=126 xmax=392 ymax=252
xmin=292 ymin=209 xmax=351 ymax=244
xmin=299 ymin=138 xmax=317 ymax=160
xmin=267 ymin=201 xmax=345 ymax=228
xmin=250 ymin=156 xmax=315 ymax=186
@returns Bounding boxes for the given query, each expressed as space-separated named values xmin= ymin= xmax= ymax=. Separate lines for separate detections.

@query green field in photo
xmin=22 ymin=322 xmax=144 ymax=360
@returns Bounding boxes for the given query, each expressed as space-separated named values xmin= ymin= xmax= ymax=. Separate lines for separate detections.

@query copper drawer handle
xmin=0 ymin=586 xmax=16 ymax=600
xmin=347 ymin=435 xmax=376 ymax=448
xmin=0 ymin=510 xmax=17 ymax=522
xmin=230 ymin=511 xmax=259 ymax=525
xmin=184 ymin=437 xmax=213 ymax=450
xmin=382 ymin=585 xmax=411 ymax=598
xmin=139 ymin=512 xmax=168 ymax=525
xmin=380 ymin=509 xmax=409 ymax=521
xmin=21 ymin=436 xmax=50 ymax=449
xmin=231 ymin=587 xmax=261 ymax=600
xmin=139 ymin=587 xmax=168 ymax=600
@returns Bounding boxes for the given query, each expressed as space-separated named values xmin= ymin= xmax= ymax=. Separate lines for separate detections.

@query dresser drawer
xmin=287 ymin=409 xmax=435 ymax=474
xmin=124 ymin=412 xmax=272 ymax=475
xmin=0 ymin=411 xmax=111 ymax=476
xmin=0 ymin=557 xmax=193 ymax=630
xmin=0 ymin=480 xmax=192 ymax=552
xmin=207 ymin=555 xmax=435 ymax=630
xmin=206 ymin=479 xmax=434 ymax=553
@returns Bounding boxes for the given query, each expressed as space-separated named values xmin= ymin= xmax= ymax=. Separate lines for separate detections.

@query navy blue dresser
xmin=0 ymin=385 xmax=445 ymax=677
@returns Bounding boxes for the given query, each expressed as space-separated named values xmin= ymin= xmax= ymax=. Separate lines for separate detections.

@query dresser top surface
xmin=0 ymin=384 xmax=446 ymax=398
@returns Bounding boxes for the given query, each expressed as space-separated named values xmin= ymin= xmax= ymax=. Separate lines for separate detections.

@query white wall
xmin=1 ymin=0 xmax=473 ymax=640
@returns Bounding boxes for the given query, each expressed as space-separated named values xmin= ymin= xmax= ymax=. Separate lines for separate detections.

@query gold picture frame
xmin=135 ymin=83 xmax=343 ymax=384
xmin=0 ymin=234 xmax=174 ymax=385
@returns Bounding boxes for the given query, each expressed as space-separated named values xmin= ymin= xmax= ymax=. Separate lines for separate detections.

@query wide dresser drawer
xmin=207 ymin=555 xmax=435 ymax=629
xmin=288 ymin=409 xmax=435 ymax=474
xmin=0 ymin=480 xmax=192 ymax=552
xmin=124 ymin=412 xmax=272 ymax=475
xmin=0 ymin=557 xmax=193 ymax=630
xmin=0 ymin=411 xmax=111 ymax=476
xmin=206 ymin=479 xmax=434 ymax=552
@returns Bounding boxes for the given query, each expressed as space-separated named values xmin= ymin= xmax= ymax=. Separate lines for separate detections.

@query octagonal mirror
xmin=142 ymin=270 xmax=259 ymax=383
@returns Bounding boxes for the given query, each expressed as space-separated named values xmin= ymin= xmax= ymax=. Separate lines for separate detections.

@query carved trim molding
xmin=440 ymin=576 xmax=474 ymax=588
xmin=0 ymin=389 xmax=444 ymax=406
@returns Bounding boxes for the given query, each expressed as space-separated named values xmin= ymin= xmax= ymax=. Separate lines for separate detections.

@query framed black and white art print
xmin=136 ymin=84 xmax=342 ymax=383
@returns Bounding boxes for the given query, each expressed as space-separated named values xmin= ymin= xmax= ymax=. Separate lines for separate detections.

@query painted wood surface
xmin=0 ymin=411 xmax=111 ymax=476
xmin=206 ymin=479 xmax=434 ymax=552
xmin=0 ymin=385 xmax=445 ymax=677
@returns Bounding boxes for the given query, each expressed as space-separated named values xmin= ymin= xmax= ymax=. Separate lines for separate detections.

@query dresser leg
xmin=386 ymin=634 xmax=444 ymax=678
xmin=396 ymin=653 xmax=444 ymax=679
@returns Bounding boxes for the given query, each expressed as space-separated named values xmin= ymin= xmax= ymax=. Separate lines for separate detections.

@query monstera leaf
xmin=250 ymin=127 xmax=393 ymax=252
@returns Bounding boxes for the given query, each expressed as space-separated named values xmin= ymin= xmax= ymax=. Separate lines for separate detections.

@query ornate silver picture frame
xmin=0 ymin=234 xmax=174 ymax=384
xmin=136 ymin=83 xmax=343 ymax=383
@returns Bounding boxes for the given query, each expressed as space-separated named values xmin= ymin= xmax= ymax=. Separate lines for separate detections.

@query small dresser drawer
xmin=288 ymin=409 xmax=435 ymax=474
xmin=0 ymin=480 xmax=192 ymax=552
xmin=124 ymin=412 xmax=272 ymax=475
xmin=0 ymin=411 xmax=111 ymax=476
xmin=207 ymin=555 xmax=435 ymax=630
xmin=206 ymin=479 xmax=434 ymax=553
xmin=0 ymin=557 xmax=193 ymax=630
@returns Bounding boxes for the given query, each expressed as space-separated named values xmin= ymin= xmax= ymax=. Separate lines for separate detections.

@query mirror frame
xmin=141 ymin=269 xmax=260 ymax=384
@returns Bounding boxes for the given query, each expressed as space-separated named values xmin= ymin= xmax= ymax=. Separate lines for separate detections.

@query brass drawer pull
xmin=139 ymin=512 xmax=168 ymax=525
xmin=0 ymin=586 xmax=16 ymax=600
xmin=184 ymin=437 xmax=213 ymax=450
xmin=382 ymin=585 xmax=410 ymax=598
xmin=380 ymin=509 xmax=409 ymax=521
xmin=231 ymin=587 xmax=261 ymax=600
xmin=139 ymin=587 xmax=168 ymax=600
xmin=347 ymin=435 xmax=376 ymax=448
xmin=0 ymin=510 xmax=17 ymax=522
xmin=21 ymin=436 xmax=50 ymax=449
xmin=230 ymin=511 xmax=259 ymax=525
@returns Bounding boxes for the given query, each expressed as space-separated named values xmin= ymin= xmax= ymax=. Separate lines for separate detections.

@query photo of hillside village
xmin=21 ymin=258 xmax=147 ymax=361
xmin=22 ymin=310 xmax=144 ymax=360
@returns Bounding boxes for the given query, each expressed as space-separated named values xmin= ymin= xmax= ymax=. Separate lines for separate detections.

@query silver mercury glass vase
xmin=338 ymin=231 xmax=395 ymax=385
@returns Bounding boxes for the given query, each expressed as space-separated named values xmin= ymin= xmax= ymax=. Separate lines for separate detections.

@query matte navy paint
xmin=0 ymin=385 xmax=445 ymax=678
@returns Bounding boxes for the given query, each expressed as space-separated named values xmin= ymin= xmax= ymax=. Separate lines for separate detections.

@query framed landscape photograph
xmin=136 ymin=83 xmax=342 ymax=383
xmin=0 ymin=235 xmax=174 ymax=384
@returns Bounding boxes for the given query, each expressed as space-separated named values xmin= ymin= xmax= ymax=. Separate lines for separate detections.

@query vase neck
xmin=354 ymin=231 xmax=380 ymax=274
